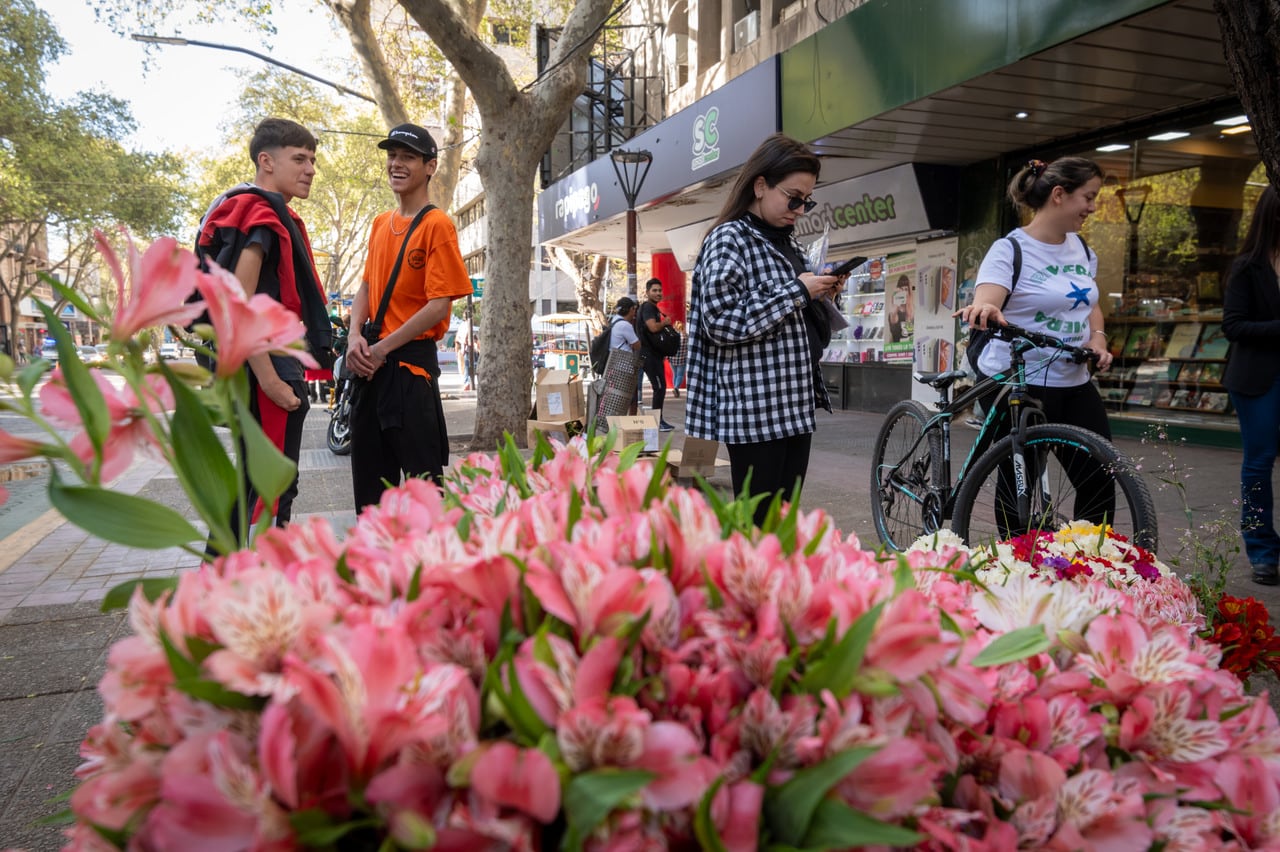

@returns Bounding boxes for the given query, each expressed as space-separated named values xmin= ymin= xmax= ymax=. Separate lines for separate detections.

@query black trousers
xmin=977 ymin=377 xmax=1115 ymax=534
xmin=220 ymin=376 xmax=308 ymax=555
xmin=351 ymin=367 xmax=449 ymax=511
xmin=727 ymin=432 xmax=813 ymax=527
xmin=641 ymin=350 xmax=667 ymax=416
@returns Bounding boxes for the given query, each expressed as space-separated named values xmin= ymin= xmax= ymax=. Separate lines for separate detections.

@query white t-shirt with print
xmin=974 ymin=229 xmax=1098 ymax=387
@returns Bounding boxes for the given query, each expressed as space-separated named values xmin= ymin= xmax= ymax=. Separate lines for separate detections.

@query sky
xmin=38 ymin=0 xmax=363 ymax=154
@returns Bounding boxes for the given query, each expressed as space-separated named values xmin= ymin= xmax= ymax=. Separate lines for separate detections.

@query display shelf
xmin=1098 ymin=314 xmax=1235 ymax=423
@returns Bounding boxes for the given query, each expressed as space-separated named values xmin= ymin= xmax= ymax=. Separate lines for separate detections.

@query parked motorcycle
xmin=326 ymin=351 xmax=353 ymax=455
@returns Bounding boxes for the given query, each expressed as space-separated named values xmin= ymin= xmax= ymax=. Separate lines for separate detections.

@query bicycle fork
xmin=1008 ymin=391 xmax=1052 ymax=528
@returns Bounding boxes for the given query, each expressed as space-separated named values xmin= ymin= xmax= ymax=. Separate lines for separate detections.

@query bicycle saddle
xmin=913 ymin=369 xmax=968 ymax=389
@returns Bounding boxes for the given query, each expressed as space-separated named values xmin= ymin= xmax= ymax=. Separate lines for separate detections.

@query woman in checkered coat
xmin=685 ymin=133 xmax=844 ymax=522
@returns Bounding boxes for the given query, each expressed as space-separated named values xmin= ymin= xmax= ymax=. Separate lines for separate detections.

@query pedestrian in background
xmin=684 ymin=132 xmax=840 ymax=524
xmin=593 ymin=296 xmax=643 ymax=431
xmin=669 ymin=320 xmax=688 ymax=397
xmin=1222 ymin=184 xmax=1280 ymax=586
xmin=346 ymin=123 xmax=473 ymax=510
xmin=638 ymin=277 xmax=675 ymax=431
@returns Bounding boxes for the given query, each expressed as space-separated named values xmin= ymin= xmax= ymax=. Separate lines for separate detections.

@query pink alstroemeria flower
xmin=195 ymin=263 xmax=317 ymax=377
xmin=470 ymin=741 xmax=561 ymax=823
xmin=40 ymin=370 xmax=174 ymax=481
xmin=96 ymin=230 xmax=205 ymax=341
xmin=0 ymin=431 xmax=44 ymax=505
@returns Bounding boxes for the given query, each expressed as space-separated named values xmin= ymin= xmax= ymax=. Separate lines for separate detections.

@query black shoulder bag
xmin=361 ymin=205 xmax=436 ymax=346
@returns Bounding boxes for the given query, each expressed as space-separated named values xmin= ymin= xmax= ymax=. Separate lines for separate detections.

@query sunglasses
xmin=777 ymin=186 xmax=817 ymax=213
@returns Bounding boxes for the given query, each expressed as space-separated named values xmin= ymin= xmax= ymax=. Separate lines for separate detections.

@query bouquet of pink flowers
xmin=14 ymin=230 xmax=1280 ymax=849
xmin=63 ymin=444 xmax=1280 ymax=850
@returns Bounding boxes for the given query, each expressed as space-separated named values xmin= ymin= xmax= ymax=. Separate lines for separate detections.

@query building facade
xmin=538 ymin=0 xmax=1254 ymax=444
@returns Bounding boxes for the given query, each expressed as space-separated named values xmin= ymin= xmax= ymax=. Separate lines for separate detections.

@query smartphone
xmin=826 ymin=255 xmax=868 ymax=277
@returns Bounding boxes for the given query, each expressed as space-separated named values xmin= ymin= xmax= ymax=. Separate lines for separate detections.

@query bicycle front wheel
xmin=871 ymin=400 xmax=944 ymax=551
xmin=951 ymin=423 xmax=1158 ymax=551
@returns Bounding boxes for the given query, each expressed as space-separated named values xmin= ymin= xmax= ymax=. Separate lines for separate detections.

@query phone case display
xmin=1097 ymin=314 xmax=1234 ymax=426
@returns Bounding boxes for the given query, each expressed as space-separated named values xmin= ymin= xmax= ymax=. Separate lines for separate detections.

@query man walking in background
xmin=197 ymin=117 xmax=326 ymax=529
xmin=345 ymin=123 xmax=473 ymax=510
xmin=638 ymin=277 xmax=675 ymax=431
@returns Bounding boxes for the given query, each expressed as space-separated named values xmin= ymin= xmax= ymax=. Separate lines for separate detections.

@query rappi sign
xmin=554 ymin=181 xmax=600 ymax=230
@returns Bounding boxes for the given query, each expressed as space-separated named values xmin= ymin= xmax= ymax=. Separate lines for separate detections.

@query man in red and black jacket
xmin=197 ymin=117 xmax=324 ymax=529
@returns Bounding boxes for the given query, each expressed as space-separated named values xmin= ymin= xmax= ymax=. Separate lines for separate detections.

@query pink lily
xmin=0 ymin=430 xmax=43 ymax=463
xmin=96 ymin=230 xmax=206 ymax=340
xmin=194 ymin=263 xmax=317 ymax=377
xmin=40 ymin=370 xmax=174 ymax=480
xmin=470 ymin=742 xmax=561 ymax=823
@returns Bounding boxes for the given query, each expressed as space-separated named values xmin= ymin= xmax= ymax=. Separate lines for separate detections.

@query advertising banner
xmin=912 ymin=236 xmax=959 ymax=404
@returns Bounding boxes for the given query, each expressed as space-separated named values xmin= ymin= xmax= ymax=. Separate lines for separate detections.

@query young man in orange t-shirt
xmin=346 ymin=123 xmax=473 ymax=509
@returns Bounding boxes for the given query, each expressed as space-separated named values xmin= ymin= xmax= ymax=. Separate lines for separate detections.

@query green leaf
xmin=762 ymin=747 xmax=877 ymax=847
xmin=235 ymin=397 xmax=295 ymax=523
xmin=693 ymin=776 xmax=729 ymax=852
xmin=158 ymin=629 xmax=200 ymax=681
xmin=291 ymin=813 xmax=381 ymax=845
xmin=972 ymin=624 xmax=1051 ymax=667
xmin=563 ymin=768 xmax=656 ymax=851
xmin=38 ymin=303 xmax=110 ymax=459
xmin=173 ymin=677 xmax=265 ymax=710
xmin=799 ymin=601 xmax=885 ymax=698
xmin=49 ymin=475 xmax=202 ymax=550
xmin=892 ymin=553 xmax=915 ymax=594
xmin=801 ymin=798 xmax=922 ymax=849
xmin=101 ymin=577 xmax=179 ymax=612
xmin=164 ymin=367 xmax=236 ymax=549
xmin=45 ymin=275 xmax=102 ymax=325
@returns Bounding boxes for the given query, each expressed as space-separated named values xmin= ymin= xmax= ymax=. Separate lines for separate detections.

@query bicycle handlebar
xmin=991 ymin=323 xmax=1100 ymax=364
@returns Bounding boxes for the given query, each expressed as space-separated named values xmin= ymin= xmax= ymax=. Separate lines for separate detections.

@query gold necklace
xmin=389 ymin=211 xmax=410 ymax=236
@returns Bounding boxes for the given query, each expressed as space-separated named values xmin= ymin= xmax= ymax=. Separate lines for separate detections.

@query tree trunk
xmin=1215 ymin=0 xmax=1280 ymax=186
xmin=327 ymin=0 xmax=410 ymax=128
xmin=399 ymin=0 xmax=615 ymax=446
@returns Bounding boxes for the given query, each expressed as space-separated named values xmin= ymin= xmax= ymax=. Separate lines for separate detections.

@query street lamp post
xmin=1117 ymin=184 xmax=1150 ymax=288
xmin=131 ymin=34 xmax=377 ymax=104
xmin=610 ymin=148 xmax=653 ymax=299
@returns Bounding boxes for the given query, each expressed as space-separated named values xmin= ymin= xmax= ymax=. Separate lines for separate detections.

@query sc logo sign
xmin=691 ymin=107 xmax=721 ymax=170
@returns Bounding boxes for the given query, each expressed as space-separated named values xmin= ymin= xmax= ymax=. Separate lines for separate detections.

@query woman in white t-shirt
xmin=956 ymin=156 xmax=1114 ymax=526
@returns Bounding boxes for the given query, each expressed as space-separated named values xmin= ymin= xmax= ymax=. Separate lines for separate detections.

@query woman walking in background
xmin=684 ymin=132 xmax=842 ymax=524
xmin=1222 ymin=185 xmax=1280 ymax=586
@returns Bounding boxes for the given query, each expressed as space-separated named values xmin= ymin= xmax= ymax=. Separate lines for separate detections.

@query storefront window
xmin=1072 ymin=114 xmax=1265 ymax=427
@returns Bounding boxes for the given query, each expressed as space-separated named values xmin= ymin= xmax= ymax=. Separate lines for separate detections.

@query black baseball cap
xmin=378 ymin=123 xmax=438 ymax=159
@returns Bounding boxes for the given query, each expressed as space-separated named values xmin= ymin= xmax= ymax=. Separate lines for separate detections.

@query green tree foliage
xmin=0 ymin=0 xmax=188 ymax=349
xmin=189 ymin=67 xmax=392 ymax=300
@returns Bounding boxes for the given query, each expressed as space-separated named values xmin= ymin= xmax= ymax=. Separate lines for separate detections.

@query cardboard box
xmin=665 ymin=437 xmax=727 ymax=479
xmin=527 ymin=418 xmax=582 ymax=447
xmin=535 ymin=370 xmax=585 ymax=423
xmin=608 ymin=415 xmax=660 ymax=453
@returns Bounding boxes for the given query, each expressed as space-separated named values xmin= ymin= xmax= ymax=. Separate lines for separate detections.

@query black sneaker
xmin=659 ymin=421 xmax=675 ymax=432
xmin=1253 ymin=565 xmax=1280 ymax=586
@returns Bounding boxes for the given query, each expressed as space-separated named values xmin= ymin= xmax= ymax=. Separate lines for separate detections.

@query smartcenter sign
xmin=794 ymin=164 xmax=933 ymax=244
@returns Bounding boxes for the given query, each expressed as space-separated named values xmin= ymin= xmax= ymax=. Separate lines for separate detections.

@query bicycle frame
xmin=888 ymin=336 xmax=1052 ymax=529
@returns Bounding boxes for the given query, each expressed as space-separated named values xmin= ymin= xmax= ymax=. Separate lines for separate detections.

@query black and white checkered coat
xmin=685 ymin=217 xmax=830 ymax=443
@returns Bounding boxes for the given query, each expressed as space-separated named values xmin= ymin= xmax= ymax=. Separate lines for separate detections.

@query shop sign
xmin=691 ymin=107 xmax=720 ymax=172
xmin=538 ymin=58 xmax=778 ymax=243
xmin=794 ymin=164 xmax=930 ymax=246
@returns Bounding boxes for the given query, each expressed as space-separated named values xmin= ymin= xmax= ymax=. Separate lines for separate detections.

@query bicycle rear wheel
xmin=951 ymin=423 xmax=1158 ymax=550
xmin=871 ymin=400 xmax=944 ymax=551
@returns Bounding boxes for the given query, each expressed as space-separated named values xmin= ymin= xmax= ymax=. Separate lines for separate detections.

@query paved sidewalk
xmin=0 ymin=375 xmax=1274 ymax=849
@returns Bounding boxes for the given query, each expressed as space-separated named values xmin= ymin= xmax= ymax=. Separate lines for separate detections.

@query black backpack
xmin=590 ymin=317 xmax=621 ymax=377
xmin=965 ymin=233 xmax=1092 ymax=372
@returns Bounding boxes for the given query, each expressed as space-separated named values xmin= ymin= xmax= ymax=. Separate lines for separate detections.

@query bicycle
xmin=870 ymin=323 xmax=1158 ymax=552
